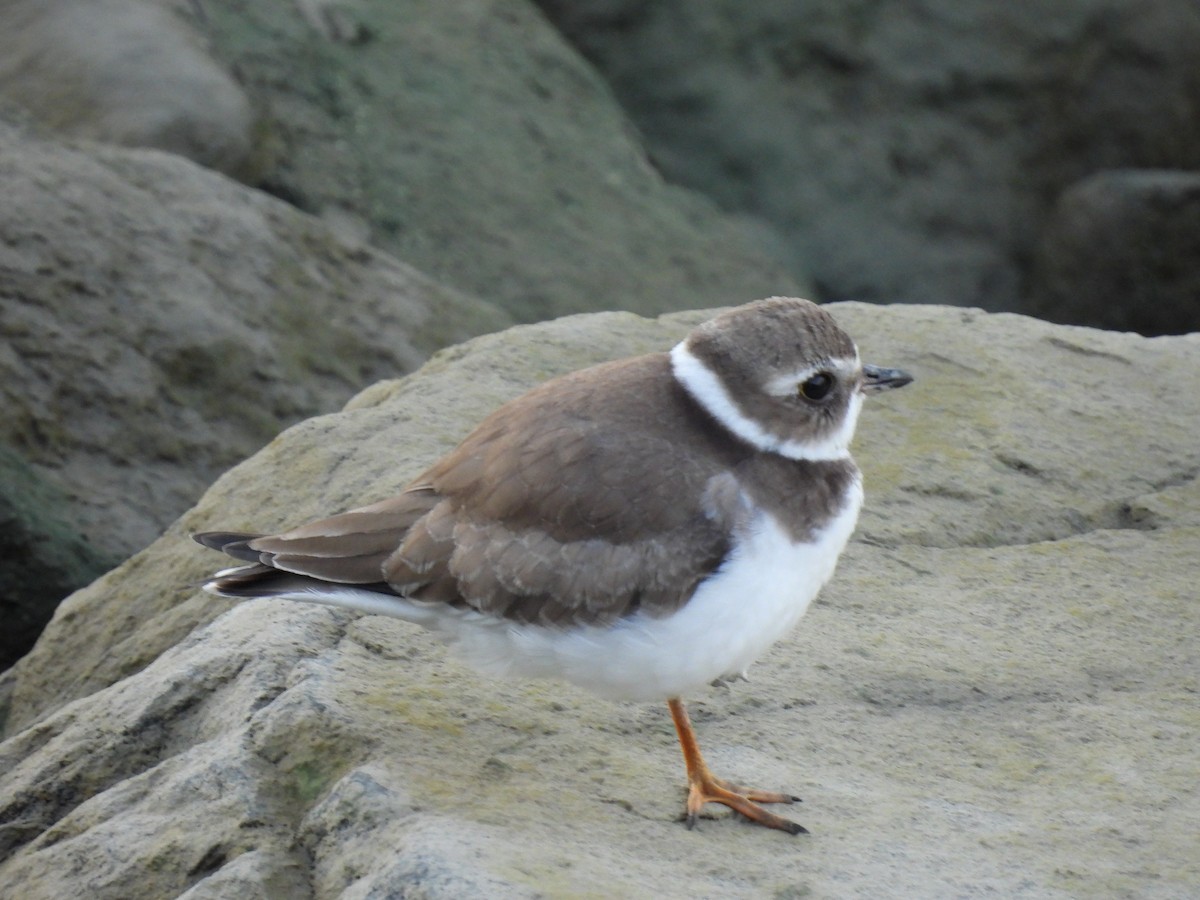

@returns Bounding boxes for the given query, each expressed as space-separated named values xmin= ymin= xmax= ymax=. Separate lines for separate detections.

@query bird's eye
xmin=799 ymin=372 xmax=834 ymax=400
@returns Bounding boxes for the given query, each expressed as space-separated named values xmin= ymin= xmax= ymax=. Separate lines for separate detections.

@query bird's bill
xmin=861 ymin=364 xmax=914 ymax=392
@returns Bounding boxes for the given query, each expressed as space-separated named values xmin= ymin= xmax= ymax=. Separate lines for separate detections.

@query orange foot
xmin=668 ymin=698 xmax=807 ymax=835
xmin=684 ymin=769 xmax=806 ymax=834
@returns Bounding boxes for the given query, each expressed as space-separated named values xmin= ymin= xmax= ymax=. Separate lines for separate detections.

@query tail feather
xmin=193 ymin=518 xmax=453 ymax=626
xmin=200 ymin=560 xmax=446 ymax=624
xmin=193 ymin=532 xmax=265 ymax=563
xmin=202 ymin=558 xmax=392 ymax=597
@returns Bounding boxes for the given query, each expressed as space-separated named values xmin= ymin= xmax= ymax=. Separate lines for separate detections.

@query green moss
xmin=291 ymin=759 xmax=338 ymax=806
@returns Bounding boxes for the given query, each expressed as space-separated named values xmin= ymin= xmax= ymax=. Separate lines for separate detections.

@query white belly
xmin=447 ymin=475 xmax=864 ymax=701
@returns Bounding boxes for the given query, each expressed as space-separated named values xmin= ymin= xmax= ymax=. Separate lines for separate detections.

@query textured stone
xmin=0 ymin=0 xmax=255 ymax=175
xmin=536 ymin=0 xmax=1200 ymax=319
xmin=1 ymin=304 xmax=1197 ymax=897
xmin=1028 ymin=169 xmax=1200 ymax=335
xmin=0 ymin=119 xmax=510 ymax=666
xmin=189 ymin=0 xmax=798 ymax=323
xmin=0 ymin=447 xmax=115 ymax=669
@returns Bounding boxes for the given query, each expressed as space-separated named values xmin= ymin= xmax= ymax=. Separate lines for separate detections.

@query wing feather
xmin=197 ymin=355 xmax=750 ymax=627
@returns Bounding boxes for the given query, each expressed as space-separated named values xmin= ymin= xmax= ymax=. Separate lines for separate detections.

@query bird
xmin=195 ymin=296 xmax=912 ymax=835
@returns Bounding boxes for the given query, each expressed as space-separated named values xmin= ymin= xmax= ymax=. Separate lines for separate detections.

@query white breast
xmin=445 ymin=474 xmax=865 ymax=701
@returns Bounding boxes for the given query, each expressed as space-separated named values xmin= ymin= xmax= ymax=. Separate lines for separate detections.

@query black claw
xmin=789 ymin=795 xmax=803 ymax=803
xmin=785 ymin=821 xmax=810 ymax=836
xmin=685 ymin=813 xmax=698 ymax=831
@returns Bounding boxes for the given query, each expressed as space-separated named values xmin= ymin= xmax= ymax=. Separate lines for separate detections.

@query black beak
xmin=862 ymin=364 xmax=913 ymax=393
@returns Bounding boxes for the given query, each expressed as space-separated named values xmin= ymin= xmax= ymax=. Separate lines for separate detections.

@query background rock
xmin=190 ymin=0 xmax=798 ymax=323
xmin=0 ymin=0 xmax=800 ymax=326
xmin=536 ymin=0 xmax=1200 ymax=327
xmin=0 ymin=447 xmax=115 ymax=669
xmin=0 ymin=119 xmax=511 ymax=666
xmin=1 ymin=304 xmax=1196 ymax=897
xmin=1028 ymin=169 xmax=1200 ymax=334
xmin=0 ymin=0 xmax=255 ymax=176
xmin=6 ymin=0 xmax=1198 ymax=335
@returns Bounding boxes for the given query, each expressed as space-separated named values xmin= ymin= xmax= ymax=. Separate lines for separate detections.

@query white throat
xmin=670 ymin=340 xmax=861 ymax=462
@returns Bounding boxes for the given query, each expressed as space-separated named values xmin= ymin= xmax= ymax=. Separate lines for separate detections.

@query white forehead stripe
xmin=670 ymin=341 xmax=861 ymax=462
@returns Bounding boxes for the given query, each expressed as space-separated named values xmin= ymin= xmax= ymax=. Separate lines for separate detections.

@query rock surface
xmin=191 ymin=0 xmax=798 ymax=323
xmin=537 ymin=0 xmax=1200 ymax=326
xmin=1 ymin=303 xmax=1197 ymax=897
xmin=1028 ymin=169 xmax=1200 ymax=335
xmin=0 ymin=0 xmax=255 ymax=175
xmin=0 ymin=118 xmax=510 ymax=662
xmin=8 ymin=0 xmax=1200 ymax=336
xmin=0 ymin=447 xmax=114 ymax=669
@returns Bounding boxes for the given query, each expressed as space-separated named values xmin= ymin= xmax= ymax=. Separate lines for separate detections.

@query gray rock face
xmin=190 ymin=0 xmax=798 ymax=323
xmin=2 ymin=304 xmax=1197 ymax=897
xmin=0 ymin=0 xmax=255 ymax=175
xmin=0 ymin=120 xmax=511 ymax=612
xmin=1029 ymin=169 xmax=1200 ymax=335
xmin=0 ymin=0 xmax=799 ymax=326
xmin=0 ymin=448 xmax=115 ymax=669
xmin=536 ymin=1 xmax=1200 ymax=320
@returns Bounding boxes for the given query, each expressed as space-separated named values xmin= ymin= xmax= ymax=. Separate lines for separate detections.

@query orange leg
xmin=667 ymin=697 xmax=807 ymax=835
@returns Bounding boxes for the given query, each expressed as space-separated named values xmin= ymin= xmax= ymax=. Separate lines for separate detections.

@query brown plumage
xmin=198 ymin=352 xmax=856 ymax=627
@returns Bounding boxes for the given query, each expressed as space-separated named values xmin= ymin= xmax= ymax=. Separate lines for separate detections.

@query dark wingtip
xmin=193 ymin=531 xmax=265 ymax=561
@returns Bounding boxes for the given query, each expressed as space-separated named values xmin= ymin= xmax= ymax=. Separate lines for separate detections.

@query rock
xmin=189 ymin=0 xmax=798 ymax=322
xmin=0 ymin=119 xmax=511 ymax=666
xmin=2 ymin=304 xmax=1197 ymax=897
xmin=0 ymin=0 xmax=255 ymax=176
xmin=1027 ymin=169 xmax=1200 ymax=335
xmin=535 ymin=1 xmax=1200 ymax=318
xmin=0 ymin=447 xmax=116 ymax=670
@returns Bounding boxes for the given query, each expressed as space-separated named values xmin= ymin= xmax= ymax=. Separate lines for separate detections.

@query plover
xmin=196 ymin=296 xmax=912 ymax=834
